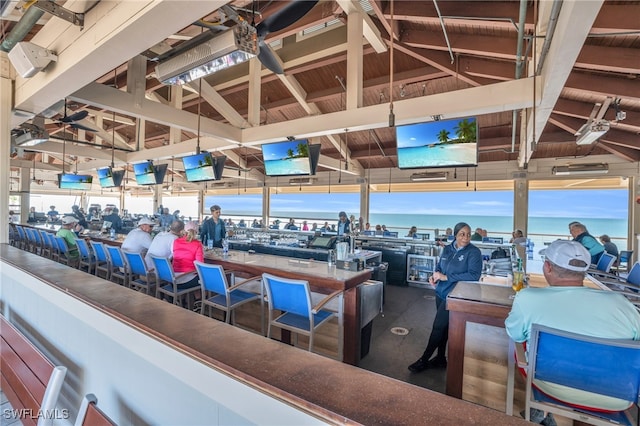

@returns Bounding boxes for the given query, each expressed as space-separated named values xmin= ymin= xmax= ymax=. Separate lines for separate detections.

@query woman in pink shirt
xmin=172 ymin=221 xmax=203 ymax=289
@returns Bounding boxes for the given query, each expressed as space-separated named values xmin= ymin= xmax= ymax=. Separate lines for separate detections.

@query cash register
xmin=309 ymin=235 xmax=337 ymax=249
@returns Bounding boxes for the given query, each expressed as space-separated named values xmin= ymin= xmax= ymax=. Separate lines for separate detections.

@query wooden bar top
xmin=204 ymin=249 xmax=372 ymax=292
xmin=1 ymin=244 xmax=528 ymax=425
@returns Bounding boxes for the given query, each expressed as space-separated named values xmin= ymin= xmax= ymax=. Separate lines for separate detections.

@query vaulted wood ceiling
xmin=3 ymin=0 xmax=639 ymax=190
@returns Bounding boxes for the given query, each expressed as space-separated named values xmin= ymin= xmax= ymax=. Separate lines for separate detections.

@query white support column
xmin=360 ymin=181 xmax=369 ymax=227
xmin=513 ymin=178 xmax=529 ymax=235
xmin=19 ymin=167 xmax=30 ymax=223
xmin=346 ymin=11 xmax=363 ymax=110
xmin=169 ymin=85 xmax=183 ymax=144
xmin=629 ymin=177 xmax=639 ymax=264
xmin=127 ymin=55 xmax=147 ymax=109
xmin=119 ymin=190 xmax=125 ymax=213
xmin=198 ymin=188 xmax=205 ymax=222
xmin=0 ymin=52 xmax=12 ymax=243
xmin=153 ymin=185 xmax=161 ymax=215
xmin=262 ymin=186 xmax=270 ymax=228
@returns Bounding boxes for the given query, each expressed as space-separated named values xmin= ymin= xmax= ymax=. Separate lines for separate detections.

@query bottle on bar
xmin=512 ymin=258 xmax=524 ymax=292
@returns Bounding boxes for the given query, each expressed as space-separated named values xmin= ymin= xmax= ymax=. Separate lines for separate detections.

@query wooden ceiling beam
xmin=565 ymin=72 xmax=640 ymax=102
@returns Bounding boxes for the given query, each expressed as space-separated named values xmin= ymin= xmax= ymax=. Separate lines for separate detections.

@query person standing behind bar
xmin=408 ymin=222 xmax=483 ymax=373
xmin=337 ymin=211 xmax=351 ymax=235
xmin=200 ymin=205 xmax=226 ymax=248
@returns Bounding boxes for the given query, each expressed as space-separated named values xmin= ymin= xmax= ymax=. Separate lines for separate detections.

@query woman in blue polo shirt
xmin=408 ymin=222 xmax=483 ymax=373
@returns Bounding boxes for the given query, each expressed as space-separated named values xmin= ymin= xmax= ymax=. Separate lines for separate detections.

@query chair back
xmin=194 ymin=262 xmax=227 ymax=295
xmin=124 ymin=251 xmax=148 ymax=276
xmin=262 ymin=273 xmax=312 ymax=318
xmin=39 ymin=230 xmax=50 ymax=248
xmin=106 ymin=246 xmax=126 ymax=269
xmin=529 ymin=323 xmax=640 ymax=403
xmin=150 ymin=255 xmax=175 ymax=283
xmin=620 ymin=250 xmax=633 ymax=264
xmin=90 ymin=241 xmax=108 ymax=263
xmin=75 ymin=238 xmax=91 ymax=259
xmin=46 ymin=233 xmax=58 ymax=253
xmin=596 ymin=252 xmax=616 ymax=273
xmin=54 ymin=235 xmax=69 ymax=255
xmin=15 ymin=225 xmax=26 ymax=242
xmin=626 ymin=262 xmax=640 ymax=286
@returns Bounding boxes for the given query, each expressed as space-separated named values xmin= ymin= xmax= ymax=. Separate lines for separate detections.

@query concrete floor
xmin=357 ymin=284 xmax=448 ymax=393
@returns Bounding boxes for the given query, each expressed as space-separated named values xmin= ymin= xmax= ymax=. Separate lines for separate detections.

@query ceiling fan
xmin=153 ymin=1 xmax=319 ymax=78
xmin=51 ymin=100 xmax=98 ymax=132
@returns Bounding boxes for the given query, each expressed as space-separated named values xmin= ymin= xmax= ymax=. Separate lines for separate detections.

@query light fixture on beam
xmin=289 ymin=177 xmax=315 ymax=185
xmin=11 ymin=124 xmax=49 ymax=147
xmin=552 ymin=163 xmax=609 ymax=176
xmin=410 ymin=171 xmax=448 ymax=181
xmin=575 ymin=120 xmax=610 ymax=145
xmin=155 ymin=23 xmax=258 ymax=85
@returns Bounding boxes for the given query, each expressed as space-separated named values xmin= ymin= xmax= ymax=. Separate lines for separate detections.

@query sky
xmin=396 ymin=117 xmax=476 ymax=147
xmin=261 ymin=140 xmax=309 ymax=160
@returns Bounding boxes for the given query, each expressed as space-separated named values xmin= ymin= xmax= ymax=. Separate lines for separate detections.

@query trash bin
xmin=359 ymin=280 xmax=383 ymax=359
xmin=368 ymin=262 xmax=388 ymax=304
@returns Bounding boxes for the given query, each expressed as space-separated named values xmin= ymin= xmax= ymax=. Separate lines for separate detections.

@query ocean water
xmin=257 ymin=211 xmax=629 ymax=249
xmin=264 ymin=158 xmax=311 ymax=176
xmin=397 ymin=144 xmax=477 ymax=167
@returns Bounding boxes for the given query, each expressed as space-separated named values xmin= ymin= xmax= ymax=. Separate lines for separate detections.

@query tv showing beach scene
xmin=262 ymin=139 xmax=312 ymax=176
xmin=58 ymin=173 xmax=93 ymax=190
xmin=396 ymin=117 xmax=478 ymax=169
xmin=133 ymin=161 xmax=156 ymax=185
xmin=182 ymin=152 xmax=216 ymax=182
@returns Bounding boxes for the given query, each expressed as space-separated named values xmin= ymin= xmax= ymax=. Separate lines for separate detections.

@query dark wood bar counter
xmin=1 ymin=245 xmax=528 ymax=425
xmin=204 ymin=250 xmax=372 ymax=366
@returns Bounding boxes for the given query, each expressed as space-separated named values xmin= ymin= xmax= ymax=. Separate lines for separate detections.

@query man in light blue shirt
xmin=505 ymin=240 xmax=640 ymax=414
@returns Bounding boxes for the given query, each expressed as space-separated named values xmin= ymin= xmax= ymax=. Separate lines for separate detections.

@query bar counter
xmin=1 ymin=244 xmax=528 ymax=425
xmin=204 ymin=250 xmax=371 ymax=365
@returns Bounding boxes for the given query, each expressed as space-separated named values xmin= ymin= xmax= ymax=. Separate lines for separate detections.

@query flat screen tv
xmin=396 ymin=117 xmax=478 ymax=169
xmin=262 ymin=139 xmax=311 ymax=176
xmin=183 ymin=152 xmax=215 ymax=182
xmin=97 ymin=167 xmax=125 ymax=188
xmin=133 ymin=161 xmax=167 ymax=185
xmin=58 ymin=173 xmax=93 ymax=190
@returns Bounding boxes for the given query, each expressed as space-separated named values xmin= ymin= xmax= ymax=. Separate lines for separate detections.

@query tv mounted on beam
xmin=97 ymin=166 xmax=125 ymax=188
xmin=58 ymin=173 xmax=93 ymax=191
xmin=262 ymin=139 xmax=312 ymax=177
xmin=396 ymin=117 xmax=478 ymax=169
xmin=182 ymin=152 xmax=227 ymax=182
xmin=133 ymin=161 xmax=168 ymax=185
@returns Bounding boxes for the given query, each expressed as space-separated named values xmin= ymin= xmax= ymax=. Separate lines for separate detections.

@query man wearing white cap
xmin=56 ymin=215 xmax=80 ymax=259
xmin=505 ymin=239 xmax=640 ymax=419
xmin=121 ymin=217 xmax=155 ymax=255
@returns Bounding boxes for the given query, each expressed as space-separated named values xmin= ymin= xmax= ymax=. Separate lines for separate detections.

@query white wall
xmin=0 ymin=262 xmax=326 ymax=426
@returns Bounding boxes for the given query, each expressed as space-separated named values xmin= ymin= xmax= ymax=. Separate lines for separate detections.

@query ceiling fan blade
xmin=61 ymin=110 xmax=89 ymax=123
xmin=256 ymin=0 xmax=319 ymax=37
xmin=70 ymin=123 xmax=98 ymax=132
xmin=258 ymin=42 xmax=284 ymax=74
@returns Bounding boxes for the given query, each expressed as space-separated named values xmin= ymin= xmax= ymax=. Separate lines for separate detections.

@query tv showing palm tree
xmin=396 ymin=117 xmax=478 ymax=169
xmin=261 ymin=139 xmax=312 ymax=176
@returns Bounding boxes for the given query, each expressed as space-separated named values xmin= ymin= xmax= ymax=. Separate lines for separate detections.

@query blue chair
xmin=590 ymin=252 xmax=617 ymax=274
xmin=14 ymin=225 xmax=27 ymax=250
xmin=194 ymin=261 xmax=261 ymax=325
xmin=89 ymin=240 xmax=111 ymax=280
xmin=75 ymin=238 xmax=96 ymax=274
xmin=53 ymin=235 xmax=78 ymax=267
xmin=123 ymin=251 xmax=156 ymax=295
xmin=105 ymin=245 xmax=129 ymax=287
xmin=39 ymin=230 xmax=53 ymax=258
xmin=612 ymin=250 xmax=634 ymax=276
xmin=262 ymin=273 xmax=344 ymax=360
xmin=521 ymin=324 xmax=640 ymax=425
xmin=150 ymin=255 xmax=200 ymax=309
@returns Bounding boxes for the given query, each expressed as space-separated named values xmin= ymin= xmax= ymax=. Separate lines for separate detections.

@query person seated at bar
xmin=47 ymin=205 xmax=59 ymax=222
xmin=159 ymin=207 xmax=174 ymax=229
xmin=320 ymin=221 xmax=330 ymax=232
xmin=122 ymin=217 xmax=154 ymax=255
xmin=284 ymin=218 xmax=296 ymax=230
xmin=172 ymin=221 xmax=203 ymax=290
xmin=382 ymin=225 xmax=391 ymax=236
xmin=71 ymin=205 xmax=89 ymax=230
xmin=145 ymin=220 xmax=184 ymax=270
xmin=102 ymin=207 xmax=123 ymax=233
xmin=505 ymin=240 xmax=640 ymax=422
xmin=237 ymin=219 xmax=246 ymax=228
xmin=337 ymin=212 xmax=351 ymax=235
xmin=56 ymin=216 xmax=80 ymax=259
xmin=251 ymin=219 xmax=259 ymax=228
xmin=374 ymin=224 xmax=383 ymax=235
xmin=598 ymin=234 xmax=619 ymax=258
xmin=311 ymin=222 xmax=318 ymax=231
xmin=269 ymin=219 xmax=280 ymax=230
xmin=407 ymin=226 xmax=418 ymax=238
xmin=568 ymin=221 xmax=604 ymax=264
xmin=302 ymin=221 xmax=309 ymax=231
xmin=471 ymin=227 xmax=483 ymax=241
